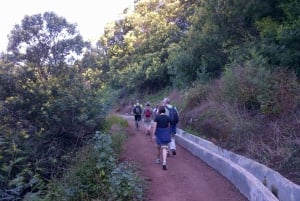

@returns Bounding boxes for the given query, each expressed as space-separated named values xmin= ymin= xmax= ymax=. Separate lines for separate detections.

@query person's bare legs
xmin=162 ymin=145 xmax=168 ymax=170
xmin=148 ymin=124 xmax=152 ymax=134
xmin=169 ymin=134 xmax=176 ymax=155
xmin=147 ymin=123 xmax=151 ymax=135
xmin=155 ymin=144 xmax=161 ymax=164
xmin=144 ymin=121 xmax=152 ymax=135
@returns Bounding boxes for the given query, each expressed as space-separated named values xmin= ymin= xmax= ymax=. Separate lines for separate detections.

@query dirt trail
xmin=120 ymin=116 xmax=248 ymax=201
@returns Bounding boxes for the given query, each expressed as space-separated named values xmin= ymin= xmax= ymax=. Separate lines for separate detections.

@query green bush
xmin=104 ymin=115 xmax=128 ymax=158
xmin=111 ymin=132 xmax=127 ymax=159
xmin=257 ymin=69 xmax=299 ymax=116
xmin=36 ymin=131 xmax=144 ymax=201
xmin=104 ymin=115 xmax=128 ymax=132
xmin=221 ymin=65 xmax=300 ymax=116
xmin=183 ymin=82 xmax=209 ymax=109
xmin=221 ymin=65 xmax=268 ymax=111
xmin=109 ymin=162 xmax=145 ymax=201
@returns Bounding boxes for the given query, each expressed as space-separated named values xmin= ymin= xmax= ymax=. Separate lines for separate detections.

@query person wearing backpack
xmin=143 ymin=102 xmax=153 ymax=135
xmin=133 ymin=100 xmax=143 ymax=129
xmin=163 ymin=97 xmax=179 ymax=156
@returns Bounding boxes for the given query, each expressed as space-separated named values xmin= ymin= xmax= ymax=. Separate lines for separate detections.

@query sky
xmin=0 ymin=0 xmax=134 ymax=52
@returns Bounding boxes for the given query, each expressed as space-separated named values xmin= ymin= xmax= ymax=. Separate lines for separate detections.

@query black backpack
xmin=166 ymin=106 xmax=179 ymax=124
xmin=134 ymin=105 xmax=142 ymax=115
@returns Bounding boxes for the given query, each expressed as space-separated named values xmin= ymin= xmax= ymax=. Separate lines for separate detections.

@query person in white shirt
xmin=163 ymin=97 xmax=179 ymax=155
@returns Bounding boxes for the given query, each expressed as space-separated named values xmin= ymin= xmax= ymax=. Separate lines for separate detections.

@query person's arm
xmin=152 ymin=121 xmax=157 ymax=141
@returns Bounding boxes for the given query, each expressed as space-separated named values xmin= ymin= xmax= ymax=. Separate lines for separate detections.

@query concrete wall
xmin=176 ymin=128 xmax=300 ymax=201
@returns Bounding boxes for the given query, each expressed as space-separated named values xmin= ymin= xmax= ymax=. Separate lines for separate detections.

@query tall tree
xmin=255 ymin=0 xmax=300 ymax=74
xmin=7 ymin=12 xmax=87 ymax=79
xmin=100 ymin=0 xmax=189 ymax=91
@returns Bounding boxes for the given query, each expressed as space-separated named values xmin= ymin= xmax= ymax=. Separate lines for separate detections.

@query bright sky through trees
xmin=0 ymin=0 xmax=133 ymax=52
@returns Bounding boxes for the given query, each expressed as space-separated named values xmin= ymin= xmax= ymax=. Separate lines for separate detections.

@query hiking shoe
xmin=162 ymin=165 xmax=167 ymax=170
xmin=155 ymin=159 xmax=161 ymax=164
xmin=172 ymin=149 xmax=176 ymax=155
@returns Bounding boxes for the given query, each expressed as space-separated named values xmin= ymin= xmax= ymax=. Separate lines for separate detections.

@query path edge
xmin=176 ymin=128 xmax=300 ymax=201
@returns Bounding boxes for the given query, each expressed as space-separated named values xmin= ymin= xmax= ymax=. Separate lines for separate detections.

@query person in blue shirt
xmin=152 ymin=105 xmax=171 ymax=170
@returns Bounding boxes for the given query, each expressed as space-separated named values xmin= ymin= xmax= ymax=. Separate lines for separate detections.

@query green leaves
xmin=7 ymin=12 xmax=86 ymax=77
xmin=39 ymin=131 xmax=144 ymax=201
xmin=253 ymin=0 xmax=300 ymax=73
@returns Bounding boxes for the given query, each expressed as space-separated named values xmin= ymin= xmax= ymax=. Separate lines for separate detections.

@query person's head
xmin=146 ymin=101 xmax=150 ymax=106
xmin=158 ymin=105 xmax=165 ymax=114
xmin=163 ymin=97 xmax=170 ymax=104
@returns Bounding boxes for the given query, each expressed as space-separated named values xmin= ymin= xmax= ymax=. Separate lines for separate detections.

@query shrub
xmin=109 ymin=162 xmax=145 ymax=201
xmin=221 ymin=65 xmax=300 ymax=116
xmin=183 ymin=82 xmax=209 ymax=109
xmin=104 ymin=115 xmax=128 ymax=133
xmin=257 ymin=69 xmax=299 ymax=116
xmin=33 ymin=131 xmax=144 ymax=201
xmin=221 ymin=65 xmax=268 ymax=111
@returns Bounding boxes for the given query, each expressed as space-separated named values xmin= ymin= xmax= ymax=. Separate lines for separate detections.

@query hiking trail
xmin=120 ymin=115 xmax=248 ymax=201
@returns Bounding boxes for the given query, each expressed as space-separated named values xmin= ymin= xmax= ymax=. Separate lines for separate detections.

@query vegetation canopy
xmin=0 ymin=0 xmax=299 ymax=200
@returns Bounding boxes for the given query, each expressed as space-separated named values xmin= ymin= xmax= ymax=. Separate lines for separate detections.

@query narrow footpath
xmin=120 ymin=116 xmax=248 ymax=201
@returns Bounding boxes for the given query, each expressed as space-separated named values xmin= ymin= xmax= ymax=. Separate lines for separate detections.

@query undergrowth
xmin=131 ymin=66 xmax=300 ymax=185
xmin=177 ymin=66 xmax=300 ymax=185
xmin=32 ymin=115 xmax=145 ymax=201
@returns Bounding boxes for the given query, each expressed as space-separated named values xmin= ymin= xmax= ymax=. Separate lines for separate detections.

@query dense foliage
xmin=39 ymin=129 xmax=143 ymax=201
xmin=0 ymin=13 xmax=107 ymax=200
xmin=93 ymin=0 xmax=299 ymax=90
xmin=0 ymin=0 xmax=300 ymax=200
xmin=97 ymin=0 xmax=300 ymax=185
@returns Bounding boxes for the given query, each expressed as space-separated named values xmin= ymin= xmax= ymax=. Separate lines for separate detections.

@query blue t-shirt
xmin=154 ymin=114 xmax=171 ymax=144
xmin=154 ymin=114 xmax=170 ymax=128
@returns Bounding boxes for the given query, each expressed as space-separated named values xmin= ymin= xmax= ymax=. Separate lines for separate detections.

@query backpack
xmin=166 ymin=106 xmax=179 ymax=124
xmin=145 ymin=108 xmax=151 ymax=118
xmin=134 ymin=105 xmax=142 ymax=115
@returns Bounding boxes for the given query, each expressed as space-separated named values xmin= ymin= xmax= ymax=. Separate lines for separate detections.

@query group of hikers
xmin=132 ymin=98 xmax=179 ymax=171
